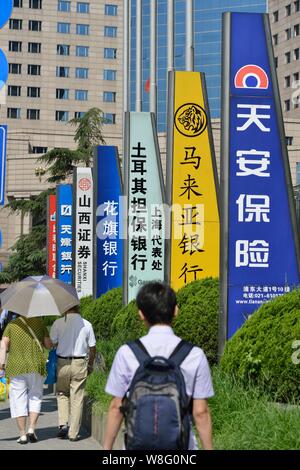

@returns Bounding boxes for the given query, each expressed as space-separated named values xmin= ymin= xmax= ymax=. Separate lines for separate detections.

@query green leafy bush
xmin=80 ymin=295 xmax=94 ymax=320
xmin=221 ymin=288 xmax=300 ymax=402
xmin=111 ymin=300 xmax=147 ymax=341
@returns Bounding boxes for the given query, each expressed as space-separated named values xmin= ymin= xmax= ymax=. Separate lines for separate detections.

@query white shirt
xmin=50 ymin=313 xmax=96 ymax=357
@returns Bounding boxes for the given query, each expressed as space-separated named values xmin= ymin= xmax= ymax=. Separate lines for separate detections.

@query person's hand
xmin=0 ymin=367 xmax=5 ymax=378
xmin=87 ymin=364 xmax=93 ymax=375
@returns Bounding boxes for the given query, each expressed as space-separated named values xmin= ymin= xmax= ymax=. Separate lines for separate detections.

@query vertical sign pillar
xmin=47 ymin=194 xmax=56 ymax=278
xmin=56 ymin=184 xmax=73 ymax=285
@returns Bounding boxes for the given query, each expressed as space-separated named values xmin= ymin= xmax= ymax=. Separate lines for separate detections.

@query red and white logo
xmin=234 ymin=64 xmax=269 ymax=89
xmin=78 ymin=177 xmax=92 ymax=191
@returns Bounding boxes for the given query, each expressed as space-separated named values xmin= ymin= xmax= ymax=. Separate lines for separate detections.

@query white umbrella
xmin=0 ymin=275 xmax=79 ymax=317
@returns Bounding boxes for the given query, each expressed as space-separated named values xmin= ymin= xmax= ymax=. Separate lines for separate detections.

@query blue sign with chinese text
xmin=94 ymin=146 xmax=123 ymax=298
xmin=0 ymin=0 xmax=13 ymax=29
xmin=0 ymin=125 xmax=7 ymax=205
xmin=56 ymin=184 xmax=73 ymax=285
xmin=225 ymin=13 xmax=300 ymax=338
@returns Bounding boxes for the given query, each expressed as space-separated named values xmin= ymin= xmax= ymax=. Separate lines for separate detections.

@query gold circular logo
xmin=174 ymin=103 xmax=207 ymax=137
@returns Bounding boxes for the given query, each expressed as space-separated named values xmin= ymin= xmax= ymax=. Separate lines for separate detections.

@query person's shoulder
xmin=178 ymin=338 xmax=207 ymax=362
xmin=82 ymin=317 xmax=94 ymax=329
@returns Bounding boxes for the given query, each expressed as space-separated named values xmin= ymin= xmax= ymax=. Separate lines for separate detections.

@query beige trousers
xmin=56 ymin=358 xmax=88 ymax=439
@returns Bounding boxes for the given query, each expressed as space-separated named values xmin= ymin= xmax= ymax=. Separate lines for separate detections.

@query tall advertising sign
xmin=0 ymin=1 xmax=13 ymax=102
xmin=47 ymin=194 xmax=56 ymax=279
xmin=0 ymin=125 xmax=7 ymax=205
xmin=56 ymin=184 xmax=73 ymax=285
xmin=94 ymin=146 xmax=123 ymax=298
xmin=166 ymin=71 xmax=220 ymax=291
xmin=73 ymin=167 xmax=93 ymax=299
xmin=124 ymin=112 xmax=165 ymax=303
xmin=220 ymin=13 xmax=300 ymax=348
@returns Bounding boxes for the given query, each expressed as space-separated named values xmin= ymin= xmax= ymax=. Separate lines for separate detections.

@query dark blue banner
xmin=0 ymin=125 xmax=7 ymax=205
xmin=56 ymin=184 xmax=73 ymax=285
xmin=222 ymin=13 xmax=300 ymax=339
xmin=94 ymin=146 xmax=123 ymax=298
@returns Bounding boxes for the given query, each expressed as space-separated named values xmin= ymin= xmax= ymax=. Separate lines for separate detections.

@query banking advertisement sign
xmin=94 ymin=146 xmax=123 ymax=298
xmin=73 ymin=167 xmax=93 ymax=299
xmin=47 ymin=194 xmax=56 ymax=279
xmin=56 ymin=184 xmax=73 ymax=285
xmin=220 ymin=13 xmax=300 ymax=343
xmin=0 ymin=0 xmax=13 ymax=95
xmin=124 ymin=112 xmax=165 ymax=303
xmin=0 ymin=125 xmax=7 ymax=205
xmin=166 ymin=71 xmax=220 ymax=291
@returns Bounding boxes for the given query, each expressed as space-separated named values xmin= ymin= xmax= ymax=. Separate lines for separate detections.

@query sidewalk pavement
xmin=0 ymin=389 xmax=101 ymax=450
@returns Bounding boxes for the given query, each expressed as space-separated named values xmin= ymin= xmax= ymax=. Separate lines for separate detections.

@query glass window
xmin=56 ymin=88 xmax=69 ymax=99
xmin=77 ymin=2 xmax=89 ymax=13
xmin=27 ymin=87 xmax=40 ymax=98
xmin=8 ymin=86 xmax=21 ymax=97
xmin=76 ymin=24 xmax=89 ymax=35
xmin=104 ymin=48 xmax=117 ymax=59
xmin=294 ymin=24 xmax=300 ymax=36
xmin=28 ymin=42 xmax=41 ymax=53
xmin=273 ymin=10 xmax=279 ymax=22
xmin=57 ymin=44 xmax=70 ymax=55
xmin=58 ymin=1 xmax=70 ymax=12
xmin=57 ymin=22 xmax=70 ymax=34
xmin=286 ymin=136 xmax=293 ymax=146
xmin=56 ymin=110 xmax=69 ymax=121
xmin=295 ymin=1 xmax=300 ymax=12
xmin=274 ymin=57 xmax=278 ymax=68
xmin=7 ymin=108 xmax=21 ymax=119
xmin=76 ymin=45 xmax=89 ymax=57
xmin=105 ymin=4 xmax=118 ymax=16
xmin=75 ymin=89 xmax=88 ymax=100
xmin=28 ymin=64 xmax=41 ymax=75
xmin=31 ymin=146 xmax=48 ymax=154
xmin=104 ymin=26 xmax=117 ymax=37
xmin=286 ymin=28 xmax=291 ymax=40
xmin=286 ymin=4 xmax=291 ymax=16
xmin=29 ymin=20 xmax=42 ymax=31
xmin=74 ymin=111 xmax=85 ymax=118
xmin=29 ymin=0 xmax=42 ymax=8
xmin=294 ymin=48 xmax=300 ymax=60
xmin=294 ymin=72 xmax=300 ymax=82
xmin=285 ymin=51 xmax=291 ymax=63
xmin=104 ymin=113 xmax=116 ymax=124
xmin=75 ymin=67 xmax=89 ymax=79
xmin=56 ymin=66 xmax=70 ymax=78
xmin=9 ymin=19 xmax=22 ymax=30
xmin=13 ymin=0 xmax=23 ymax=7
xmin=9 ymin=63 xmax=22 ymax=74
xmin=273 ymin=34 xmax=278 ymax=46
xmin=9 ymin=41 xmax=22 ymax=52
xmin=103 ymin=91 xmax=116 ymax=102
xmin=103 ymin=69 xmax=116 ymax=80
xmin=27 ymin=109 xmax=40 ymax=120
xmin=285 ymin=75 xmax=291 ymax=87
xmin=284 ymin=99 xmax=291 ymax=111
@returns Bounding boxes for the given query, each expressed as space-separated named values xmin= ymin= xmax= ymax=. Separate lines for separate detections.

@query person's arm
xmin=87 ymin=346 xmax=96 ymax=374
xmin=0 ymin=337 xmax=10 ymax=375
xmin=103 ymin=397 xmax=123 ymax=450
xmin=43 ymin=336 xmax=53 ymax=349
xmin=192 ymin=399 xmax=213 ymax=450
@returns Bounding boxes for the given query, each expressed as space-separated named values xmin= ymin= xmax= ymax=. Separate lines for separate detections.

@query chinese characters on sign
xmin=56 ymin=184 xmax=73 ymax=285
xmin=47 ymin=194 xmax=56 ymax=279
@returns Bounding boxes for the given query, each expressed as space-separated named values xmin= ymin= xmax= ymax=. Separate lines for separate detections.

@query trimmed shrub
xmin=80 ymin=295 xmax=94 ymax=319
xmin=111 ymin=300 xmax=147 ymax=341
xmin=221 ymin=288 xmax=300 ymax=403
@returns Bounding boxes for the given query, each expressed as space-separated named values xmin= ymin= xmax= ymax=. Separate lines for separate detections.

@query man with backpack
xmin=103 ymin=281 xmax=214 ymax=450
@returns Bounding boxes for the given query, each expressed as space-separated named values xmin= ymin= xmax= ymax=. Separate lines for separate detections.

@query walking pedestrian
xmin=0 ymin=314 xmax=52 ymax=444
xmin=50 ymin=304 xmax=96 ymax=441
xmin=103 ymin=281 xmax=214 ymax=450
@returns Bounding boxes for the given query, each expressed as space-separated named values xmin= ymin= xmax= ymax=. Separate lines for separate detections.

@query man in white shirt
xmin=50 ymin=305 xmax=96 ymax=441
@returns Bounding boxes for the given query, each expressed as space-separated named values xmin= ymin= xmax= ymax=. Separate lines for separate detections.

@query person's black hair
xmin=136 ymin=281 xmax=177 ymax=326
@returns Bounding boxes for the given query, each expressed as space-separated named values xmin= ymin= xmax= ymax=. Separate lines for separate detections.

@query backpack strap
xmin=169 ymin=340 xmax=194 ymax=366
xmin=127 ymin=339 xmax=151 ymax=365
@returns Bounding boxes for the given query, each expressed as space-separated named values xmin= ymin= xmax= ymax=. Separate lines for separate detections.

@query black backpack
xmin=121 ymin=339 xmax=194 ymax=450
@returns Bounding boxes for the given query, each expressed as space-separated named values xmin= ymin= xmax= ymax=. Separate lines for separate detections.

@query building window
xmin=28 ymin=64 xmax=41 ymax=75
xmin=29 ymin=20 xmax=42 ymax=31
xmin=57 ymin=22 xmax=70 ymax=34
xmin=27 ymin=109 xmax=40 ymax=120
xmin=77 ymin=2 xmax=89 ymax=13
xmin=57 ymin=44 xmax=70 ymax=55
xmin=295 ymin=1 xmax=300 ymax=12
xmin=9 ymin=19 xmax=22 ymax=30
xmin=9 ymin=41 xmax=22 ymax=52
xmin=13 ymin=0 xmax=23 ymax=7
xmin=284 ymin=99 xmax=291 ymax=111
xmin=8 ymin=86 xmax=21 ymax=97
xmin=104 ymin=113 xmax=116 ymax=124
xmin=9 ymin=63 xmax=22 ymax=74
xmin=294 ymin=72 xmax=300 ymax=82
xmin=27 ymin=86 xmax=40 ymax=97
xmin=28 ymin=42 xmax=41 ymax=53
xmin=273 ymin=10 xmax=279 ymax=22
xmin=74 ymin=111 xmax=85 ymax=118
xmin=105 ymin=4 xmax=118 ymax=15
xmin=76 ymin=45 xmax=89 ymax=57
xmin=295 ymin=48 xmax=300 ymax=60
xmin=7 ymin=108 xmax=21 ymax=119
xmin=285 ymin=51 xmax=291 ymax=63
xmin=56 ymin=66 xmax=70 ymax=78
xmin=285 ymin=75 xmax=291 ymax=87
xmin=103 ymin=69 xmax=116 ymax=80
xmin=103 ymin=91 xmax=116 ymax=102
xmin=286 ymin=4 xmax=292 ymax=16
xmin=104 ymin=47 xmax=117 ymax=59
xmin=274 ymin=56 xmax=278 ymax=68
xmin=31 ymin=146 xmax=48 ymax=154
xmin=294 ymin=24 xmax=300 ymax=36
xmin=56 ymin=88 xmax=69 ymax=99
xmin=273 ymin=34 xmax=278 ymax=46
xmin=76 ymin=24 xmax=89 ymax=35
xmin=286 ymin=28 xmax=292 ymax=40
xmin=286 ymin=136 xmax=294 ymax=146
xmin=75 ymin=89 xmax=88 ymax=100
xmin=58 ymin=1 xmax=71 ymax=12
xmin=56 ymin=110 xmax=69 ymax=121
xmin=29 ymin=0 xmax=42 ymax=8
xmin=75 ymin=67 xmax=89 ymax=79
xmin=104 ymin=26 xmax=117 ymax=37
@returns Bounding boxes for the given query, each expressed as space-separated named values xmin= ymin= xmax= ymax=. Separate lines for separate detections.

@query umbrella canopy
xmin=0 ymin=275 xmax=79 ymax=317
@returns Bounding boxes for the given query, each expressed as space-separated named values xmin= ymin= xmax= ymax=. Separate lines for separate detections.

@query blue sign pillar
xmin=0 ymin=0 xmax=13 ymax=91
xmin=0 ymin=125 xmax=7 ymax=205
xmin=56 ymin=184 xmax=73 ymax=285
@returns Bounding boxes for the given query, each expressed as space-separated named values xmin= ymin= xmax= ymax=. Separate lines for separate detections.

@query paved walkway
xmin=0 ymin=388 xmax=101 ymax=450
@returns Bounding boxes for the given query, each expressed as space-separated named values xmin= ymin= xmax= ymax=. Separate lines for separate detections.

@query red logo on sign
xmin=234 ymin=64 xmax=269 ymax=89
xmin=79 ymin=178 xmax=91 ymax=191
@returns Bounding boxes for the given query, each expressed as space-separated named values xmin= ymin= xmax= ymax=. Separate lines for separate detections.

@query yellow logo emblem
xmin=174 ymin=103 xmax=207 ymax=137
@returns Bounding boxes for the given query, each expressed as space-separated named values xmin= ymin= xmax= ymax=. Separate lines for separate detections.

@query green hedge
xmin=221 ymin=288 xmax=300 ymax=403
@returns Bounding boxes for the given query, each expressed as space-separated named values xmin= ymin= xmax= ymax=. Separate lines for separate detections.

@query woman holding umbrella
xmin=0 ymin=275 xmax=80 ymax=444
